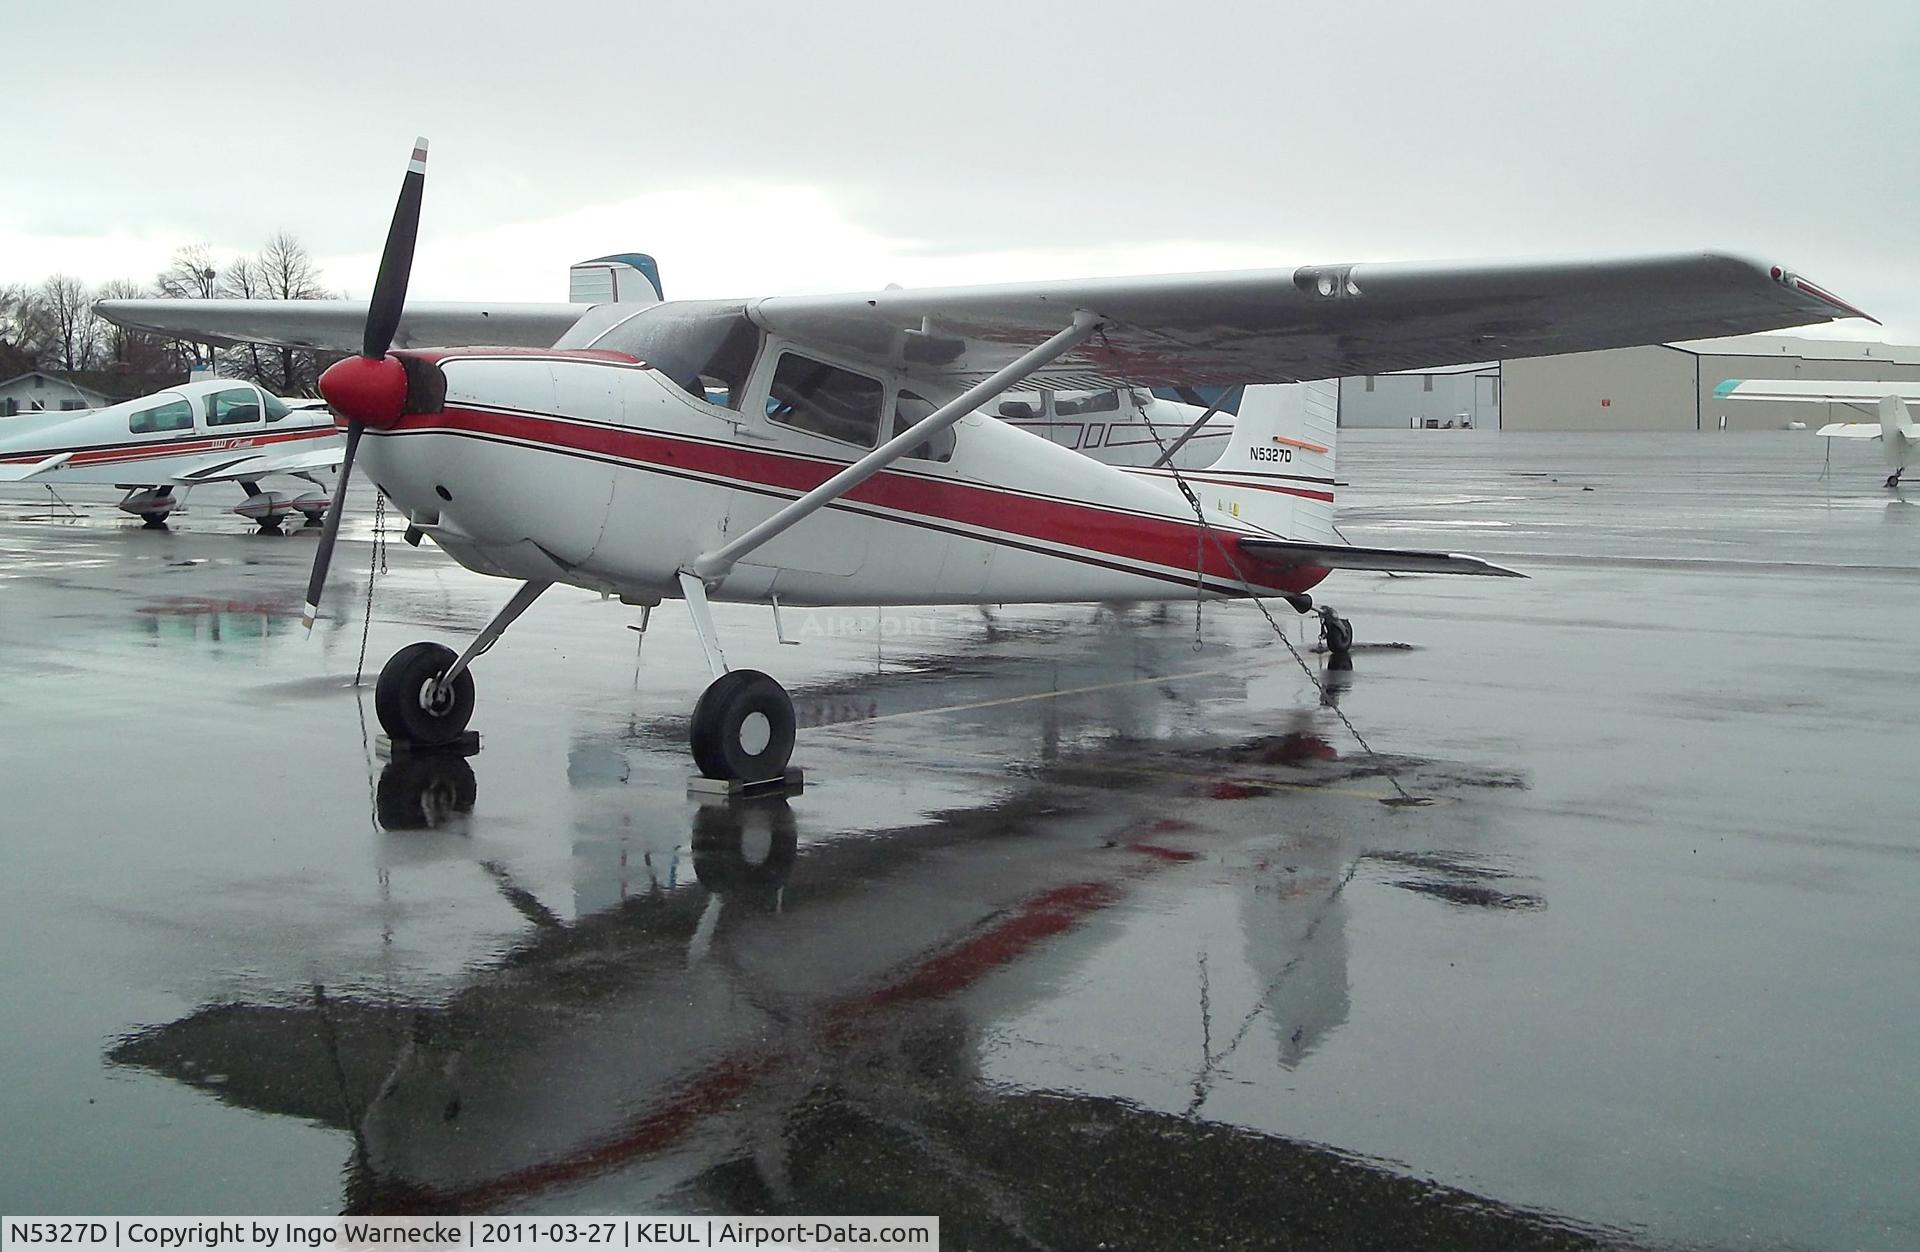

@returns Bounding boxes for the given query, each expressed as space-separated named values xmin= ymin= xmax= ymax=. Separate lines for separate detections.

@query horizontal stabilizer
xmin=1238 ymin=535 xmax=1525 ymax=577
xmin=1814 ymin=422 xmax=1884 ymax=440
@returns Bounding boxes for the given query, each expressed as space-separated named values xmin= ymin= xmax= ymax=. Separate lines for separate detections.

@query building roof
xmin=0 ymin=368 xmax=187 ymax=403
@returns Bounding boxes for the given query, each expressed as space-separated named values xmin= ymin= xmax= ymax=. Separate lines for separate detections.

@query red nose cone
xmin=319 ymin=354 xmax=409 ymax=428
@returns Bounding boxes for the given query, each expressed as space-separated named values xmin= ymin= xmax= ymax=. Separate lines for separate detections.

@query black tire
xmin=141 ymin=515 xmax=171 ymax=529
xmin=375 ymin=641 xmax=476 ymax=747
xmin=1323 ymin=614 xmax=1354 ymax=655
xmin=375 ymin=753 xmax=478 ymax=831
xmin=690 ymin=669 xmax=795 ymax=781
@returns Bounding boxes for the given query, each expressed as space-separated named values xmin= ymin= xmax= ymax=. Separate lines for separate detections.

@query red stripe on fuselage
xmin=389 ymin=406 xmax=1327 ymax=594
xmin=0 ymin=424 xmax=336 ymax=468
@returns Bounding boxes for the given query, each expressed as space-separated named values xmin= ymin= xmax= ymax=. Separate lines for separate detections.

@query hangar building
xmin=1338 ymin=363 xmax=1499 ymax=429
xmin=1329 ymin=336 xmax=1920 ymax=432
xmin=1500 ymin=336 xmax=1920 ymax=432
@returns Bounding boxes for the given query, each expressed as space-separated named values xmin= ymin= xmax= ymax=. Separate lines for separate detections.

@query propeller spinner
xmin=304 ymin=137 xmax=429 ymax=631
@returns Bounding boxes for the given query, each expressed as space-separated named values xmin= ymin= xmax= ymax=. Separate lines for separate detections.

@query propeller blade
xmin=301 ymin=422 xmax=364 ymax=633
xmin=362 ymin=137 xmax=429 ymax=360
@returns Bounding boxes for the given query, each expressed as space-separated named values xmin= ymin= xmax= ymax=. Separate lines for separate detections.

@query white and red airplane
xmin=0 ymin=378 xmax=341 ymax=527
xmin=1717 ymin=376 xmax=1918 ymax=487
xmin=98 ymin=139 xmax=1872 ymax=782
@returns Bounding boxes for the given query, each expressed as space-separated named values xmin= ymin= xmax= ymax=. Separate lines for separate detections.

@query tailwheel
xmin=375 ymin=641 xmax=476 ymax=747
xmin=691 ymin=669 xmax=796 ymax=782
xmin=1318 ymin=606 xmax=1354 ymax=657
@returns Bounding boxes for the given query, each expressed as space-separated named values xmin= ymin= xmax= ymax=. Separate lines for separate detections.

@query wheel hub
xmin=418 ymin=675 xmax=456 ymax=716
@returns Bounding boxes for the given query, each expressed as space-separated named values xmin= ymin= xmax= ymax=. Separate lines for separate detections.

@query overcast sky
xmin=6 ymin=0 xmax=1917 ymax=339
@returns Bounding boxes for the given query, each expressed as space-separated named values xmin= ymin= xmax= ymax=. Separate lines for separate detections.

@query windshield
xmin=592 ymin=301 xmax=763 ymax=410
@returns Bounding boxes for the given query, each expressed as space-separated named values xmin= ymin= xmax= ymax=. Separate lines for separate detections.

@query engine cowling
xmin=117 ymin=488 xmax=178 ymax=520
xmin=233 ymin=491 xmax=296 ymax=525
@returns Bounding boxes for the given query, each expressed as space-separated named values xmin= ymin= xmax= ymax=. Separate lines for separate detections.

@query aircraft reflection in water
xmin=109 ymin=631 xmax=1591 ymax=1246
xmin=135 ymin=595 xmax=304 ymax=647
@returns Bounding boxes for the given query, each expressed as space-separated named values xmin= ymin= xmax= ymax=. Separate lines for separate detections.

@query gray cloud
xmin=7 ymin=0 xmax=1915 ymax=329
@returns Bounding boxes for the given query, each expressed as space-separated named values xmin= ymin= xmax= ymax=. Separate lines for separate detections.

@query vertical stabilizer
xmin=1198 ymin=381 xmax=1339 ymax=541
xmin=569 ymin=254 xmax=664 ymax=305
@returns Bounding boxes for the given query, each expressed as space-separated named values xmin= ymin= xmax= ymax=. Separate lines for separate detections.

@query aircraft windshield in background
xmin=98 ymin=137 xmax=1873 ymax=784
xmin=0 ymin=379 xmax=342 ymax=527
xmin=1718 ymin=377 xmax=1919 ymax=488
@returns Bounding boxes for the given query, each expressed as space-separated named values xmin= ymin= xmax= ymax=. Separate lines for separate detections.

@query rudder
xmin=1200 ymin=381 xmax=1338 ymax=541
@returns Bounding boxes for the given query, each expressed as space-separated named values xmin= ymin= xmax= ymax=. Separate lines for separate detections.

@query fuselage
xmin=0 ymin=379 xmax=336 ymax=485
xmin=359 ymin=350 xmax=1328 ymax=609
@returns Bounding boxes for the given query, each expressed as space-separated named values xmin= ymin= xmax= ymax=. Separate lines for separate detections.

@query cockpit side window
xmin=205 ymin=387 xmax=263 ymax=426
xmin=893 ymin=390 xmax=954 ymax=463
xmin=129 ymin=397 xmax=194 ymax=435
xmin=766 ymin=353 xmax=884 ymax=448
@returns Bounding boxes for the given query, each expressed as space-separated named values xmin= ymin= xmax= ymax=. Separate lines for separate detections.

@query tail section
xmin=1878 ymin=395 xmax=1917 ymax=442
xmin=1202 ymin=380 xmax=1339 ymax=541
xmin=569 ymin=253 xmax=664 ymax=304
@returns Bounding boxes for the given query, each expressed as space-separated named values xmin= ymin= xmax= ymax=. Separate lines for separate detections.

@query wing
xmin=1238 ymin=537 xmax=1525 ymax=577
xmin=173 ymin=443 xmax=346 ymax=484
xmin=749 ymin=254 xmax=1870 ymax=389
xmin=93 ymin=299 xmax=589 ymax=354
xmin=1715 ymin=378 xmax=1920 ymax=405
xmin=0 ymin=452 xmax=75 ymax=483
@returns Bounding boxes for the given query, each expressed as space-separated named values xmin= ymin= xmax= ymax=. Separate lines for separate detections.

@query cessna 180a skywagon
xmin=99 ymin=139 xmax=1872 ymax=782
xmin=0 ymin=379 xmax=341 ymax=527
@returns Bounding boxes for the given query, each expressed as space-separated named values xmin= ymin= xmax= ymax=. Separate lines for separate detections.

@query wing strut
xmin=690 ymin=312 xmax=1101 ymax=581
xmin=1150 ymin=386 xmax=1241 ymax=468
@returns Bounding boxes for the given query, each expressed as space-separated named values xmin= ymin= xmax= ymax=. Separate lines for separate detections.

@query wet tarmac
xmin=1 ymin=431 xmax=1916 ymax=1249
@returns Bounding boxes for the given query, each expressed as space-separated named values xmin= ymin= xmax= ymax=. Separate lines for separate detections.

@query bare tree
xmin=39 ymin=275 xmax=102 ymax=372
xmin=0 ymin=284 xmax=39 ymax=378
xmin=156 ymin=243 xmax=222 ymax=300
xmin=217 ymin=254 xmax=269 ymax=385
xmin=95 ymin=278 xmax=173 ymax=372
xmin=216 ymin=233 xmax=335 ymax=395
xmin=153 ymin=242 xmax=226 ymax=373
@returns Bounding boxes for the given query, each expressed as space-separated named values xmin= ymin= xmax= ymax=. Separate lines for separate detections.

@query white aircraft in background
xmin=995 ymin=386 xmax=1238 ymax=469
xmin=0 ymin=378 xmax=341 ymax=527
xmin=1717 ymin=377 xmax=1918 ymax=487
xmin=99 ymin=137 xmax=1870 ymax=782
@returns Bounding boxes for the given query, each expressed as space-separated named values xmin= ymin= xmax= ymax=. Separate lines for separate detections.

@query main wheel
xmin=690 ymin=669 xmax=796 ymax=781
xmin=375 ymin=642 xmax=476 ymax=747
xmin=1319 ymin=608 xmax=1354 ymax=656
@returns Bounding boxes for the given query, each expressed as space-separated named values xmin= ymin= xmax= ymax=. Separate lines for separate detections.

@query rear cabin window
xmin=766 ymin=354 xmax=884 ymax=447
xmin=893 ymin=390 xmax=954 ymax=463
xmin=129 ymin=398 xmax=193 ymax=435
xmin=1054 ymin=390 xmax=1120 ymax=416
xmin=205 ymin=388 xmax=263 ymax=426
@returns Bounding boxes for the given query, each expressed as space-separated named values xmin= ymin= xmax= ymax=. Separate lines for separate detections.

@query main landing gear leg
xmin=679 ymin=571 xmax=796 ymax=783
xmin=373 ymin=578 xmax=552 ymax=747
